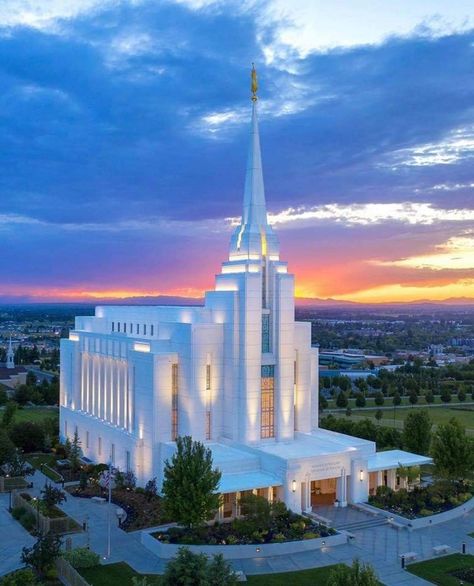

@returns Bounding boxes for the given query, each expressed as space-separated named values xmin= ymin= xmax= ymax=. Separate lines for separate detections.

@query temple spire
xmin=243 ymin=65 xmax=267 ymax=228
xmin=6 ymin=335 xmax=14 ymax=369
xmin=229 ymin=65 xmax=279 ymax=259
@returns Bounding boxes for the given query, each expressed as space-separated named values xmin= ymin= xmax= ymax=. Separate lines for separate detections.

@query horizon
xmin=0 ymin=1 xmax=473 ymax=304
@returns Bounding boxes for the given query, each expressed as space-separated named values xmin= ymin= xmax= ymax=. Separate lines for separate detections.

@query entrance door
xmin=311 ymin=478 xmax=337 ymax=506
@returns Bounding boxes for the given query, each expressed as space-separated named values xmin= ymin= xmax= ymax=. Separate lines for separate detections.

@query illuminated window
xmin=136 ymin=324 xmax=139 ymax=334
xmin=262 ymin=261 xmax=267 ymax=307
xmin=117 ymin=322 xmax=121 ymax=333
xmin=144 ymin=324 xmax=147 ymax=335
xmin=151 ymin=325 xmax=154 ymax=336
xmin=112 ymin=322 xmax=115 ymax=332
xmin=206 ymin=410 xmax=211 ymax=440
xmin=171 ymin=363 xmax=179 ymax=441
xmin=206 ymin=364 xmax=211 ymax=391
xmin=262 ymin=314 xmax=270 ymax=353
xmin=261 ymin=365 xmax=275 ymax=438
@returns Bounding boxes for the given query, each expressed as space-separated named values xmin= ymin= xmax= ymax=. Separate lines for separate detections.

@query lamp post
xmin=32 ymin=497 xmax=40 ymax=534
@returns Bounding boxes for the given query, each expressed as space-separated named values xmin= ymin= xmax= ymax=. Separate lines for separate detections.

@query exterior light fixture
xmin=322 ymin=540 xmax=326 ymax=546
xmin=359 ymin=469 xmax=364 ymax=482
xmin=256 ymin=547 xmax=261 ymax=553
xmin=292 ymin=479 xmax=296 ymax=493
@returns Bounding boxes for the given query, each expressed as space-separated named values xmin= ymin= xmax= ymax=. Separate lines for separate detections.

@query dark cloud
xmin=0 ymin=2 xmax=473 ymax=297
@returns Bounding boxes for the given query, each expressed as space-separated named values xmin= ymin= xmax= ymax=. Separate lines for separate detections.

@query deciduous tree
xmin=402 ymin=411 xmax=432 ymax=455
xmin=162 ymin=436 xmax=221 ymax=528
xmin=431 ymin=418 xmax=474 ymax=481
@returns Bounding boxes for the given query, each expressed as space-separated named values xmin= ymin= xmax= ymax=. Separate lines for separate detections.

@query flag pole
xmin=106 ymin=455 xmax=112 ymax=559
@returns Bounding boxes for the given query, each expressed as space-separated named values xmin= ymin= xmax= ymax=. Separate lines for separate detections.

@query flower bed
xmin=368 ymin=480 xmax=472 ymax=519
xmin=68 ymin=485 xmax=169 ymax=531
xmin=154 ymin=500 xmax=336 ymax=546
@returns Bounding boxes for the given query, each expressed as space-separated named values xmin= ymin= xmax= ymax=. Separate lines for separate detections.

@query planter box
xmin=356 ymin=496 xmax=474 ymax=529
xmin=140 ymin=529 xmax=347 ymax=560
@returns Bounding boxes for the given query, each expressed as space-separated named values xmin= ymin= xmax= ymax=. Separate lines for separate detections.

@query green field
xmin=10 ymin=406 xmax=59 ymax=425
xmin=331 ymin=405 xmax=474 ymax=436
xmin=80 ymin=562 xmax=351 ymax=586
xmin=408 ymin=554 xmax=474 ymax=585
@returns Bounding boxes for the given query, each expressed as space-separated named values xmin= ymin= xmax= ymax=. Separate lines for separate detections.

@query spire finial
xmin=251 ymin=63 xmax=258 ymax=102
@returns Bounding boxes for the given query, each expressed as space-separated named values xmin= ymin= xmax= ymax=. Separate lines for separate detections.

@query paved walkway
xmin=1 ymin=471 xmax=473 ymax=585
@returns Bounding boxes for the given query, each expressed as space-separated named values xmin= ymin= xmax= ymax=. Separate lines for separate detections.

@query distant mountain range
xmin=0 ymin=294 xmax=473 ymax=308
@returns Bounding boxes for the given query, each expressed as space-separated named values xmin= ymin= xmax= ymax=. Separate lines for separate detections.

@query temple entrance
xmin=311 ymin=478 xmax=337 ymax=506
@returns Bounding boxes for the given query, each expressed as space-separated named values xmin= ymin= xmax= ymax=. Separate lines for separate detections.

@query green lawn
xmin=331 ymin=405 xmax=474 ymax=436
xmin=12 ymin=406 xmax=58 ymax=424
xmin=247 ymin=565 xmax=350 ymax=585
xmin=79 ymin=562 xmax=382 ymax=586
xmin=26 ymin=454 xmax=64 ymax=482
xmin=407 ymin=553 xmax=474 ymax=585
xmin=80 ymin=563 xmax=161 ymax=585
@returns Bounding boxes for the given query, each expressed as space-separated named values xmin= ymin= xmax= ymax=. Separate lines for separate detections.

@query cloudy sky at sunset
xmin=1 ymin=0 xmax=473 ymax=303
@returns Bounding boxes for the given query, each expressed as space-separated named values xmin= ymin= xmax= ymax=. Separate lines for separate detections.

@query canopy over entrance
xmin=367 ymin=450 xmax=432 ymax=472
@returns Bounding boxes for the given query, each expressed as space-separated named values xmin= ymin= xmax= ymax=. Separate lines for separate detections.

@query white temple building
xmin=60 ymin=70 xmax=430 ymax=514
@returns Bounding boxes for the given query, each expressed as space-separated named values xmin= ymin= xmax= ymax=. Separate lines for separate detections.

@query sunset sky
xmin=0 ymin=0 xmax=473 ymax=304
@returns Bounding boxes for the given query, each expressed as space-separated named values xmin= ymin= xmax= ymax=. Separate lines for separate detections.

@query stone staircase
xmin=334 ymin=516 xmax=389 ymax=532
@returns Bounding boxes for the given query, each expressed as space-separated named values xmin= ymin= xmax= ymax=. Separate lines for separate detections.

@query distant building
xmin=60 ymin=71 xmax=430 ymax=514
xmin=0 ymin=337 xmax=26 ymax=390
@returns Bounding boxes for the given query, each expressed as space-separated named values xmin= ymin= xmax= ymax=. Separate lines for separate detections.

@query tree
xmin=69 ymin=429 xmax=82 ymax=472
xmin=14 ymin=385 xmax=31 ymax=406
xmin=144 ymin=477 xmax=158 ymax=501
xmin=21 ymin=534 xmax=62 ymax=579
xmin=355 ymin=393 xmax=366 ymax=408
xmin=26 ymin=372 xmax=37 ymax=387
xmin=345 ymin=407 xmax=352 ymax=418
xmin=0 ymin=568 xmax=38 ymax=585
xmin=0 ymin=428 xmax=15 ymax=466
xmin=319 ymin=394 xmax=328 ymax=411
xmin=457 ymin=388 xmax=466 ymax=402
xmin=9 ymin=422 xmax=45 ymax=453
xmin=440 ymin=387 xmax=452 ymax=403
xmin=431 ymin=418 xmax=474 ymax=481
xmin=402 ymin=411 xmax=432 ymax=455
xmin=161 ymin=548 xmax=208 ymax=586
xmin=374 ymin=391 xmax=385 ymax=406
xmin=392 ymin=392 xmax=401 ymax=406
xmin=336 ymin=391 xmax=348 ymax=408
xmin=375 ymin=409 xmax=383 ymax=423
xmin=162 ymin=436 xmax=221 ymax=528
xmin=40 ymin=484 xmax=66 ymax=514
xmin=408 ymin=389 xmax=418 ymax=406
xmin=162 ymin=548 xmax=237 ymax=586
xmin=425 ymin=390 xmax=435 ymax=404
xmin=0 ymin=387 xmax=7 ymax=406
xmin=2 ymin=401 xmax=17 ymax=428
xmin=4 ymin=450 xmax=34 ymax=478
xmin=206 ymin=554 xmax=239 ymax=586
xmin=327 ymin=559 xmax=378 ymax=586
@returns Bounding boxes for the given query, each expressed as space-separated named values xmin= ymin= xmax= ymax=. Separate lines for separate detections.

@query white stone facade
xmin=60 ymin=94 xmax=430 ymax=513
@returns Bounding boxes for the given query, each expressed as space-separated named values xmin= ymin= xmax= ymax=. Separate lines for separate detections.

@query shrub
xmin=0 ymin=568 xmax=38 ymax=585
xmin=272 ymin=532 xmax=285 ymax=542
xmin=12 ymin=506 xmax=26 ymax=520
xmin=63 ymin=547 xmax=100 ymax=569
xmin=20 ymin=512 xmax=36 ymax=532
xmin=303 ymin=532 xmax=319 ymax=539
xmin=9 ymin=422 xmax=45 ymax=453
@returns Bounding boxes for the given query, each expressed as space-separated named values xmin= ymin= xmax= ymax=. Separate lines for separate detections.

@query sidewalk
xmin=2 ymin=468 xmax=473 ymax=585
